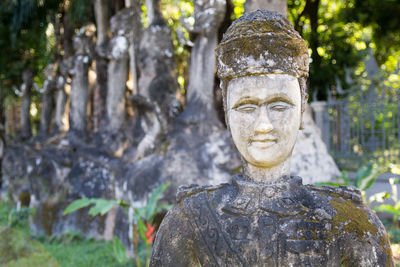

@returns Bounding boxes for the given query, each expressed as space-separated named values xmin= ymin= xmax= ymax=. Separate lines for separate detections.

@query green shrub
xmin=64 ymin=183 xmax=172 ymax=267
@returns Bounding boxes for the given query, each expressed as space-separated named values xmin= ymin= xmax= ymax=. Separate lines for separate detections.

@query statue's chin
xmin=245 ymin=145 xmax=288 ymax=168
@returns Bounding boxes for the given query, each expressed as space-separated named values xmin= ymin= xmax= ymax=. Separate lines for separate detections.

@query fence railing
xmin=311 ymin=62 xmax=400 ymax=171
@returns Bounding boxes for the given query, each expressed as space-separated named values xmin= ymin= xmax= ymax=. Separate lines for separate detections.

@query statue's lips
xmin=249 ymin=138 xmax=277 ymax=148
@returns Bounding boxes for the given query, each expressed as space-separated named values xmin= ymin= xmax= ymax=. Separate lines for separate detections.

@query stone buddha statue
xmin=150 ymin=10 xmax=393 ymax=267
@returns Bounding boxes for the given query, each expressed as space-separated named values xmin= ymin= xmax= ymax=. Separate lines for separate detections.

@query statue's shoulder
xmin=176 ymin=183 xmax=230 ymax=203
xmin=306 ymin=184 xmax=363 ymax=203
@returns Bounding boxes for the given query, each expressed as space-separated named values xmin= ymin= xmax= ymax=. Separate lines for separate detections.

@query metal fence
xmin=324 ymin=66 xmax=400 ymax=171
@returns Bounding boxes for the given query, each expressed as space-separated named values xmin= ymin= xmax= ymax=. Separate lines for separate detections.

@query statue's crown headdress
xmin=216 ymin=10 xmax=309 ymax=80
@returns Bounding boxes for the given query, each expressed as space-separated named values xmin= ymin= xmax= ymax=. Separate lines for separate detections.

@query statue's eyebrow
xmin=231 ymin=96 xmax=260 ymax=109
xmin=264 ymin=93 xmax=295 ymax=106
xmin=231 ymin=93 xmax=295 ymax=109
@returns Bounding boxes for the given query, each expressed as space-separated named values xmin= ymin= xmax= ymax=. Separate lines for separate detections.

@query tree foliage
xmin=0 ymin=0 xmax=56 ymax=96
xmin=0 ymin=0 xmax=94 ymax=97
xmin=288 ymin=0 xmax=400 ymax=100
xmin=342 ymin=0 xmax=400 ymax=65
xmin=0 ymin=0 xmax=399 ymax=134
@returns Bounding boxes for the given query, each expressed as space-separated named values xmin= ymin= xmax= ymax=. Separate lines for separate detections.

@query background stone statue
xmin=68 ymin=25 xmax=95 ymax=135
xmin=38 ymin=64 xmax=57 ymax=136
xmin=150 ymin=10 xmax=393 ymax=267
xmin=105 ymin=8 xmax=131 ymax=131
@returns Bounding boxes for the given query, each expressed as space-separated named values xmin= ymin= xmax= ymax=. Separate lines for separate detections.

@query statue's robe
xmin=150 ymin=175 xmax=393 ymax=267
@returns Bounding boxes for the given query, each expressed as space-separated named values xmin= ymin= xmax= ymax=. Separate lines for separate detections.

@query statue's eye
xmin=269 ymin=102 xmax=291 ymax=111
xmin=235 ymin=104 xmax=257 ymax=113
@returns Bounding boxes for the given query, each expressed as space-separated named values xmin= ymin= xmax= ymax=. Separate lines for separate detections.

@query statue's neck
xmin=242 ymin=159 xmax=291 ymax=184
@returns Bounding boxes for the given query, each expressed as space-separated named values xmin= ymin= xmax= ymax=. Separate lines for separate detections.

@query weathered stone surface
xmin=244 ymin=0 xmax=287 ymax=15
xmin=0 ymin=9 xmax=350 ymax=262
xmin=178 ymin=0 xmax=226 ymax=126
xmin=69 ymin=25 xmax=95 ymax=134
xmin=216 ymin=11 xmax=308 ymax=80
xmin=291 ymin=106 xmax=341 ymax=184
xmin=118 ymin=122 xmax=241 ymax=204
xmin=1 ymin=139 xmax=120 ymax=239
xmin=151 ymin=10 xmax=392 ymax=266
xmin=115 ymin=0 xmax=239 ymax=205
xmin=125 ymin=0 xmax=181 ymax=162
xmin=54 ymin=61 xmax=70 ymax=133
xmin=105 ymin=8 xmax=131 ymax=131
xmin=152 ymin=176 xmax=392 ymax=266
xmin=137 ymin=18 xmax=180 ymax=122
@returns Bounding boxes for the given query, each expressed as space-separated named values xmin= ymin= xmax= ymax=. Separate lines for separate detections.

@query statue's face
xmin=227 ymin=74 xmax=301 ymax=168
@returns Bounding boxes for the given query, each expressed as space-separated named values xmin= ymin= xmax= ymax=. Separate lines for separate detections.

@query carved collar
xmin=223 ymin=175 xmax=306 ymax=216
xmin=232 ymin=174 xmax=303 ymax=196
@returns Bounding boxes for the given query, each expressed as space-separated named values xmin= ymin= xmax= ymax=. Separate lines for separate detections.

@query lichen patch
xmin=330 ymin=198 xmax=377 ymax=239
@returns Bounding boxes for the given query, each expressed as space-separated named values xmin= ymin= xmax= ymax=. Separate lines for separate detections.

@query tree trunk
xmin=20 ymin=69 xmax=33 ymax=139
xmin=93 ymin=56 xmax=108 ymax=131
xmin=70 ymin=58 xmax=89 ymax=134
xmin=244 ymin=0 xmax=287 ymax=15
xmin=307 ymin=0 xmax=322 ymax=97
xmin=39 ymin=64 xmax=57 ymax=136
xmin=39 ymin=81 xmax=55 ymax=136
xmin=0 ymin=86 xmax=4 ymax=128
xmin=54 ymin=11 xmax=73 ymax=133
xmin=0 ymin=87 xmax=4 ymax=188
xmin=94 ymin=0 xmax=110 ymax=45
xmin=145 ymin=0 xmax=158 ymax=25
xmin=93 ymin=0 xmax=110 ymax=131
xmin=128 ymin=0 xmax=142 ymax=94
xmin=55 ymin=82 xmax=68 ymax=132
xmin=62 ymin=13 xmax=74 ymax=61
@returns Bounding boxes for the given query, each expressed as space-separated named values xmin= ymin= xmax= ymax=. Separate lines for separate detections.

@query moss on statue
xmin=330 ymin=198 xmax=378 ymax=239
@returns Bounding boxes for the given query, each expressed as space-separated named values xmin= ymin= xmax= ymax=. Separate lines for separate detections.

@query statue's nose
xmin=254 ymin=106 xmax=273 ymax=134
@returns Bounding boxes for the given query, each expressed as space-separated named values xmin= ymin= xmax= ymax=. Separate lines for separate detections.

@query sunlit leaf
xmin=63 ymin=198 xmax=95 ymax=215
xmin=374 ymin=204 xmax=400 ymax=217
xmin=369 ymin=192 xmax=390 ymax=203
xmin=113 ymin=237 xmax=127 ymax=263
xmin=340 ymin=170 xmax=351 ymax=185
xmin=145 ymin=183 xmax=170 ymax=221
xmin=354 ymin=163 xmax=381 ymax=191
xmin=137 ymin=219 xmax=147 ymax=243
xmin=88 ymin=199 xmax=119 ymax=216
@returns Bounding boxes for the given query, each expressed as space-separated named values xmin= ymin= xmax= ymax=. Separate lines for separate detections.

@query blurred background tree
xmin=288 ymin=0 xmax=400 ymax=101
xmin=0 ymin=0 xmax=398 ymax=136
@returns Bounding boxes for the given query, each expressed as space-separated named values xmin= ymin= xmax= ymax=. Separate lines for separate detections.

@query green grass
xmin=43 ymin=237 xmax=131 ymax=267
xmin=0 ymin=201 xmax=133 ymax=267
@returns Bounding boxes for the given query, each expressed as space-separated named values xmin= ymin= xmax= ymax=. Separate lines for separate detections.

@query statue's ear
xmin=299 ymin=117 xmax=304 ymax=130
xmin=299 ymin=90 xmax=309 ymax=130
xmin=225 ymin=113 xmax=231 ymax=132
xmin=221 ymin=80 xmax=231 ymax=131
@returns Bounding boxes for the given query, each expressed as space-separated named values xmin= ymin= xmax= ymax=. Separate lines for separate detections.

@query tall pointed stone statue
xmin=150 ymin=10 xmax=393 ymax=266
